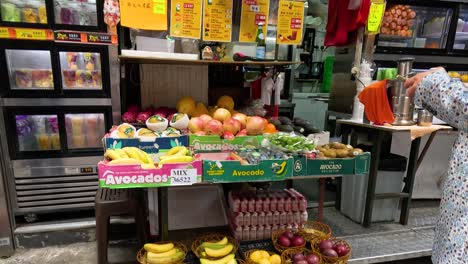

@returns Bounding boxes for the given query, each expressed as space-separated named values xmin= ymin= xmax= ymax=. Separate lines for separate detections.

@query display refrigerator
xmin=0 ymin=0 xmax=119 ymax=218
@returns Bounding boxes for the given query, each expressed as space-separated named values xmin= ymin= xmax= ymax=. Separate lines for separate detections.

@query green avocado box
xmin=200 ymin=152 xmax=293 ymax=182
xmin=190 ymin=135 xmax=264 ymax=152
xmin=306 ymin=153 xmax=371 ymax=175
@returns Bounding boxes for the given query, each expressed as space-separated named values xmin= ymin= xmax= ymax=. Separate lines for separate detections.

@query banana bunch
xmin=104 ymin=147 xmax=155 ymax=169
xmin=159 ymin=146 xmax=194 ymax=166
xmin=197 ymin=237 xmax=237 ymax=264
xmin=144 ymin=242 xmax=184 ymax=264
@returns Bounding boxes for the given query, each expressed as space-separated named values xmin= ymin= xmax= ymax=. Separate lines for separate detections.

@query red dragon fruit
xmin=136 ymin=112 xmax=151 ymax=124
xmin=122 ymin=111 xmax=136 ymax=123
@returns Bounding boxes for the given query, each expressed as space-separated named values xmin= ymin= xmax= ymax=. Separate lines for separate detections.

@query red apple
xmin=204 ymin=119 xmax=223 ymax=136
xmin=188 ymin=117 xmax=204 ymax=133
xmin=236 ymin=129 xmax=247 ymax=136
xmin=246 ymin=116 xmax=266 ymax=135
xmin=232 ymin=113 xmax=247 ymax=129
xmin=223 ymin=118 xmax=241 ymax=135
xmin=223 ymin=131 xmax=235 ymax=140
xmin=199 ymin=114 xmax=213 ymax=125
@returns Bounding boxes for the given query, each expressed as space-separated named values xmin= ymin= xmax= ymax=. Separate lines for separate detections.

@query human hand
xmin=404 ymin=67 xmax=446 ymax=97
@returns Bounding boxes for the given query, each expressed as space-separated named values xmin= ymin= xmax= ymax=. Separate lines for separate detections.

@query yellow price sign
xmin=15 ymin=28 xmax=53 ymax=40
xmin=170 ymin=0 xmax=203 ymax=39
xmin=0 ymin=27 xmax=9 ymax=38
xmin=367 ymin=1 xmax=386 ymax=34
xmin=120 ymin=0 xmax=167 ymax=30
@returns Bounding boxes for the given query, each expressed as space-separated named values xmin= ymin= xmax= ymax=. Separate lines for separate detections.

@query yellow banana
xmin=122 ymin=147 xmax=144 ymax=163
xmin=104 ymin=149 xmax=120 ymax=160
xmin=108 ymin=158 xmax=142 ymax=165
xmin=164 ymin=146 xmax=187 ymax=156
xmin=144 ymin=243 xmax=174 ymax=253
xmin=158 ymin=156 xmax=193 ymax=165
xmin=147 ymin=248 xmax=177 ymax=258
xmin=141 ymin=163 xmax=156 ymax=169
xmin=205 ymin=243 xmax=233 ymax=258
xmin=146 ymin=249 xmax=184 ymax=264
xmin=226 ymin=260 xmax=237 ymax=264
xmin=129 ymin=147 xmax=151 ymax=164
xmin=212 ymin=237 xmax=228 ymax=245
xmin=200 ymin=253 xmax=235 ymax=264
xmin=115 ymin=149 xmax=129 ymax=159
xmin=160 ymin=148 xmax=188 ymax=160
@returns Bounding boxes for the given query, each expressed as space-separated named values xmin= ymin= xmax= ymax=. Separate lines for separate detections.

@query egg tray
xmin=137 ymin=242 xmax=188 ymax=264
xmin=281 ymin=248 xmax=322 ymax=264
xmin=272 ymin=229 xmax=307 ymax=253
xmin=311 ymin=237 xmax=352 ymax=264
xmin=244 ymin=249 xmax=280 ymax=264
xmin=191 ymin=233 xmax=239 ymax=260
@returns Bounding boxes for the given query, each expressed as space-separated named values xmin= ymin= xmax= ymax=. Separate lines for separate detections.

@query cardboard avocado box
xmin=306 ymin=153 xmax=371 ymax=176
xmin=199 ymin=152 xmax=293 ymax=183
xmin=104 ymin=135 xmax=189 ymax=154
xmin=190 ymin=135 xmax=264 ymax=152
xmin=98 ymin=159 xmax=202 ymax=188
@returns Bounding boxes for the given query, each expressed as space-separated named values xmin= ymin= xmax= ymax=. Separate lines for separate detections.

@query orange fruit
xmin=264 ymin=123 xmax=277 ymax=134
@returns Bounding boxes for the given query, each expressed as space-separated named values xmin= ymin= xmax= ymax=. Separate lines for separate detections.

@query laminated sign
xmin=170 ymin=0 xmax=203 ymax=39
xmin=239 ymin=0 xmax=270 ymax=42
xmin=120 ymin=0 xmax=168 ymax=30
xmin=202 ymin=0 xmax=233 ymax=42
xmin=276 ymin=0 xmax=304 ymax=45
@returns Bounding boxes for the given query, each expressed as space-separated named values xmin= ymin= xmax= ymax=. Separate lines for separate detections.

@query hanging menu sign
xmin=0 ymin=27 xmax=54 ymax=41
xmin=120 ymin=0 xmax=168 ymax=30
xmin=276 ymin=0 xmax=304 ymax=45
xmin=202 ymin=0 xmax=233 ymax=42
xmin=170 ymin=0 xmax=203 ymax=39
xmin=239 ymin=0 xmax=270 ymax=42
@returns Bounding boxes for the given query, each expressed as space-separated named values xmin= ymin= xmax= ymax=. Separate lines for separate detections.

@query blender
xmin=388 ymin=57 xmax=416 ymax=125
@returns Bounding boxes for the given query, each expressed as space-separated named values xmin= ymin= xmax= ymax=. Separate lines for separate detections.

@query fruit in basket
xmin=223 ymin=118 xmax=241 ymax=134
xmin=269 ymin=254 xmax=281 ymax=264
xmin=122 ymin=111 xmax=136 ymax=123
xmin=246 ymin=116 xmax=266 ymax=135
xmin=236 ymin=129 xmax=247 ymax=136
xmin=264 ymin=123 xmax=277 ymax=134
xmin=232 ymin=113 xmax=247 ymax=129
xmin=158 ymin=155 xmax=194 ymax=165
xmin=249 ymin=250 xmax=279 ymax=264
xmin=200 ymin=253 xmax=235 ymax=264
xmin=169 ymin=113 xmax=189 ymax=130
xmin=104 ymin=147 xmax=155 ymax=168
xmin=380 ymin=5 xmax=416 ymax=37
xmin=204 ymin=120 xmax=224 ymax=136
xmin=223 ymin=131 xmax=235 ymax=140
xmin=333 ymin=243 xmax=349 ymax=256
xmin=111 ymin=123 xmax=136 ymax=138
xmin=205 ymin=243 xmax=234 ymax=258
xmin=292 ymin=253 xmax=320 ymax=264
xmin=144 ymin=242 xmax=174 ymax=253
xmin=146 ymin=115 xmax=169 ymax=132
xmin=213 ymin=108 xmax=232 ymax=122
xmin=278 ymin=230 xmax=305 ymax=248
xmin=336 ymin=149 xmax=349 ymax=158
xmin=322 ymin=249 xmax=338 ymax=257
xmin=319 ymin=240 xmax=333 ymax=251
xmin=147 ymin=248 xmax=184 ymax=264
xmin=177 ymin=96 xmax=196 ymax=116
xmin=304 ymin=254 xmax=320 ymax=264
xmin=448 ymin=71 xmax=461 ymax=78
xmin=199 ymin=114 xmax=213 ymax=125
xmin=461 ymin=74 xmax=468 ymax=82
xmin=217 ymin=95 xmax=235 ymax=110
xmin=160 ymin=146 xmax=189 ymax=160
xmin=291 ymin=236 xmax=306 ymax=247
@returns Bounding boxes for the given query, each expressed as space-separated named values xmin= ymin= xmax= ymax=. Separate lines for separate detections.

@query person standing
xmin=405 ymin=68 xmax=467 ymax=263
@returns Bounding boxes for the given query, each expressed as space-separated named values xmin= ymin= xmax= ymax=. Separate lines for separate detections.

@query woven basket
xmin=244 ymin=249 xmax=281 ymax=264
xmin=281 ymin=248 xmax=322 ymax=264
xmin=299 ymin=221 xmax=332 ymax=242
xmin=272 ymin=229 xmax=306 ymax=253
xmin=191 ymin=233 xmax=239 ymax=260
xmin=137 ymin=242 xmax=188 ymax=264
xmin=311 ymin=237 xmax=352 ymax=264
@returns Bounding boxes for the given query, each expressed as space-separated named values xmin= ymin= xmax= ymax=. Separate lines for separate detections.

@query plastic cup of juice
xmin=36 ymin=133 xmax=51 ymax=150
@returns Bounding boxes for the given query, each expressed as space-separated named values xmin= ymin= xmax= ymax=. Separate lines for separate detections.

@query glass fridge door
xmin=453 ymin=5 xmax=468 ymax=51
xmin=15 ymin=114 xmax=61 ymax=152
xmin=53 ymin=0 xmax=97 ymax=26
xmin=5 ymin=49 xmax=54 ymax=90
xmin=379 ymin=4 xmax=452 ymax=49
xmin=0 ymin=0 xmax=47 ymax=24
xmin=59 ymin=51 xmax=102 ymax=90
xmin=65 ymin=113 xmax=105 ymax=149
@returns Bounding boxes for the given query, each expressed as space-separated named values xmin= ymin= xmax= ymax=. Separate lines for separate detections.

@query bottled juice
xmin=256 ymin=225 xmax=264 ymax=240
xmin=248 ymin=198 xmax=255 ymax=213
xmin=249 ymin=226 xmax=257 ymax=241
xmin=265 ymin=212 xmax=273 ymax=225
xmin=251 ymin=212 xmax=258 ymax=226
xmin=272 ymin=211 xmax=280 ymax=225
xmin=280 ymin=211 xmax=287 ymax=225
xmin=242 ymin=226 xmax=250 ymax=241
xmin=258 ymin=212 xmax=265 ymax=226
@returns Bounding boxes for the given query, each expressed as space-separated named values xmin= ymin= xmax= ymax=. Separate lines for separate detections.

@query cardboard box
xmin=104 ymin=135 xmax=189 ymax=154
xmin=306 ymin=153 xmax=371 ymax=176
xmin=98 ymin=159 xmax=202 ymax=188
xmin=201 ymin=152 xmax=293 ymax=183
xmin=190 ymin=135 xmax=264 ymax=152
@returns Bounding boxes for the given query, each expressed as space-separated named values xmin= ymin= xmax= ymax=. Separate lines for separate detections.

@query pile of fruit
xmin=122 ymin=105 xmax=177 ymax=124
xmin=143 ymin=242 xmax=185 ymax=264
xmin=268 ymin=117 xmax=320 ymax=136
xmin=247 ymin=250 xmax=281 ymax=264
xmin=104 ymin=147 xmax=155 ymax=169
xmin=380 ymin=5 xmax=416 ymax=37
xmin=263 ymin=133 xmax=315 ymax=154
xmin=110 ymin=114 xmax=189 ymax=139
xmin=104 ymin=146 xmax=194 ymax=168
xmin=448 ymin=71 xmax=468 ymax=82
xmin=275 ymin=230 xmax=306 ymax=249
xmin=286 ymin=252 xmax=320 ymax=264
xmin=316 ymin=239 xmax=350 ymax=258
xmin=315 ymin=143 xmax=363 ymax=159
xmin=195 ymin=237 xmax=237 ymax=264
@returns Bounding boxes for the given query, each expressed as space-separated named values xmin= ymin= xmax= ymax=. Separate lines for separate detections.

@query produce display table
xmin=336 ymin=120 xmax=452 ymax=227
